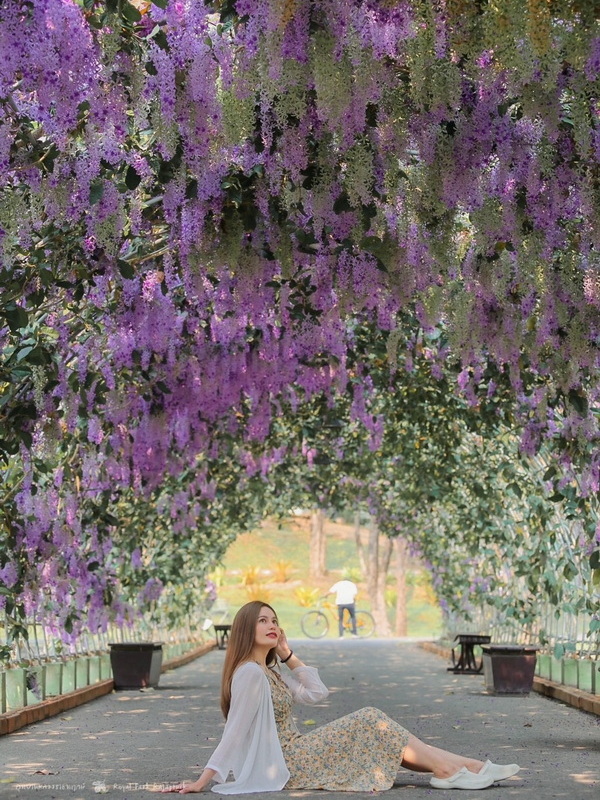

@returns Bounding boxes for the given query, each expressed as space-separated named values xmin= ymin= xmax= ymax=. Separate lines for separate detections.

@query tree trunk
xmin=394 ymin=538 xmax=408 ymax=637
xmin=360 ymin=519 xmax=392 ymax=636
xmin=376 ymin=535 xmax=393 ymax=636
xmin=309 ymin=508 xmax=327 ymax=578
xmin=353 ymin=511 xmax=367 ymax=575
xmin=319 ymin=513 xmax=327 ymax=577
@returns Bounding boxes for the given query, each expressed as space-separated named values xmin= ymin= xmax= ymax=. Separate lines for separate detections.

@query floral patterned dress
xmin=265 ymin=668 xmax=410 ymax=792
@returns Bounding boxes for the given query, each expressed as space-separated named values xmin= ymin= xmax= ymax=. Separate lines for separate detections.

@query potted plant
xmin=482 ymin=644 xmax=539 ymax=695
xmin=109 ymin=641 xmax=163 ymax=690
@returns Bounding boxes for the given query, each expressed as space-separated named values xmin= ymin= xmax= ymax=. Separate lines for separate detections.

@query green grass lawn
xmin=210 ymin=516 xmax=442 ymax=639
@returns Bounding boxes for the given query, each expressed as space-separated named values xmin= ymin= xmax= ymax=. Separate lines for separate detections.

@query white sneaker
xmin=430 ymin=767 xmax=495 ymax=790
xmin=478 ymin=761 xmax=521 ymax=782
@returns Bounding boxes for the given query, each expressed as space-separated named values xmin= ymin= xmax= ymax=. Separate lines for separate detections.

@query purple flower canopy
xmin=0 ymin=0 xmax=598 ymax=633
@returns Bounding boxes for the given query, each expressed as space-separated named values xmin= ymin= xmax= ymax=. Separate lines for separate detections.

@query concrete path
xmin=0 ymin=640 xmax=598 ymax=799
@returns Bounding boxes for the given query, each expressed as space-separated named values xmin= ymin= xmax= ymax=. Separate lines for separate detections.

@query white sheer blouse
xmin=206 ymin=661 xmax=329 ymax=794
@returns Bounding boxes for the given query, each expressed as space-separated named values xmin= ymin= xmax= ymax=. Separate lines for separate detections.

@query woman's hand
xmin=159 ymin=769 xmax=215 ymax=794
xmin=275 ymin=628 xmax=292 ymax=662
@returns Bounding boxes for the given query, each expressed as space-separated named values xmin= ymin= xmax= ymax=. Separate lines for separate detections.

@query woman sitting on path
xmin=164 ymin=601 xmax=520 ymax=794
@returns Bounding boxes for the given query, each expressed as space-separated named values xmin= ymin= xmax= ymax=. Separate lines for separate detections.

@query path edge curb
xmin=0 ymin=640 xmax=217 ymax=736
xmin=420 ymin=641 xmax=600 ymax=716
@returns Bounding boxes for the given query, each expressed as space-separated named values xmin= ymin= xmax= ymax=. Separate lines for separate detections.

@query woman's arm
xmin=162 ymin=663 xmax=271 ymax=794
xmin=276 ymin=630 xmax=329 ymax=704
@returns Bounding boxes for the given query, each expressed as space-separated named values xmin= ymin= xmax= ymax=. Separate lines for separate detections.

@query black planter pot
xmin=109 ymin=642 xmax=163 ymax=690
xmin=482 ymin=644 xmax=539 ymax=695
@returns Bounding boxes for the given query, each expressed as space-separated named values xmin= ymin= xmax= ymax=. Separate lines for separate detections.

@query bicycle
xmin=300 ymin=597 xmax=376 ymax=639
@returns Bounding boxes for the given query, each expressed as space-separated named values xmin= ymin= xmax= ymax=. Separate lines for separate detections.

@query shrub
xmin=342 ymin=567 xmax=362 ymax=583
xmin=245 ymin=585 xmax=273 ymax=603
xmin=271 ymin=560 xmax=293 ymax=583
xmin=240 ymin=566 xmax=262 ymax=585
xmin=294 ymin=587 xmax=320 ymax=608
xmin=385 ymin=588 xmax=397 ymax=609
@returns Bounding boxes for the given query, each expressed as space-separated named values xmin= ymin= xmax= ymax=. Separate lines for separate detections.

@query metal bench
xmin=214 ymin=624 xmax=232 ymax=650
xmin=448 ymin=634 xmax=491 ymax=674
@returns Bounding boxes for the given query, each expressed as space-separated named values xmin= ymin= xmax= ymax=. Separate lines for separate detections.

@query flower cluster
xmin=0 ymin=0 xmax=599 ymax=636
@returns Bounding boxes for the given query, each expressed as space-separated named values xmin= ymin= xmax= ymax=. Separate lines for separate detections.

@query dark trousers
xmin=337 ymin=603 xmax=357 ymax=636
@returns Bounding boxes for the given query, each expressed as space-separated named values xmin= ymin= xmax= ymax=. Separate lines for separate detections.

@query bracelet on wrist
xmin=280 ymin=650 xmax=293 ymax=663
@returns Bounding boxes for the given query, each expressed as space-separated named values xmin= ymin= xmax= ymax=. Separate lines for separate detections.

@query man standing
xmin=328 ymin=578 xmax=358 ymax=637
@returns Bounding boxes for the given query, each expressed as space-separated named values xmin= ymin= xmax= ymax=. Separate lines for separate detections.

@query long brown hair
xmin=220 ymin=601 xmax=278 ymax=718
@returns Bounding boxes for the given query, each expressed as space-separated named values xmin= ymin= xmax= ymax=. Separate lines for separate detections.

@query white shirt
xmin=206 ymin=661 xmax=329 ymax=794
xmin=329 ymin=580 xmax=358 ymax=605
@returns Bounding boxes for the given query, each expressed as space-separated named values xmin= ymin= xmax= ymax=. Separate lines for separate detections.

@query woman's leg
xmin=401 ymin=735 xmax=485 ymax=778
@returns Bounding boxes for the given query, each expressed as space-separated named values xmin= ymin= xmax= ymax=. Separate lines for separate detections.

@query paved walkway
xmin=0 ymin=640 xmax=598 ymax=799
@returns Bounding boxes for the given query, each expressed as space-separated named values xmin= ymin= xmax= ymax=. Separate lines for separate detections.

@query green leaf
xmin=563 ymin=562 xmax=578 ymax=581
xmin=4 ymin=307 xmax=29 ymax=332
xmin=507 ymin=482 xmax=522 ymax=498
xmin=333 ymin=193 xmax=353 ymax=213
xmin=553 ymin=643 xmax=565 ymax=659
xmin=543 ymin=466 xmax=556 ymax=481
xmin=151 ymin=0 xmax=168 ymax=7
xmin=590 ymin=550 xmax=600 ymax=570
xmin=125 ymin=165 xmax=141 ymax=190
xmin=148 ymin=27 xmax=169 ymax=50
xmin=185 ymin=179 xmax=198 ymax=200
xmin=86 ymin=14 xmax=104 ymax=30
xmin=26 ymin=346 xmax=50 ymax=366
xmin=89 ymin=181 xmax=105 ymax=205
xmin=122 ymin=2 xmax=142 ymax=23
xmin=118 ymin=260 xmax=135 ymax=280
xmin=568 ymin=389 xmax=588 ymax=416
xmin=19 ymin=430 xmax=32 ymax=448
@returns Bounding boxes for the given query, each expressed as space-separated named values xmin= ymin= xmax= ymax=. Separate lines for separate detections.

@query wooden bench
xmin=214 ymin=624 xmax=232 ymax=650
xmin=448 ymin=634 xmax=491 ymax=674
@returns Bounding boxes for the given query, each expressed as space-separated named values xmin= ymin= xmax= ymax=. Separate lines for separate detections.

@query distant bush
xmin=386 ymin=571 xmax=436 ymax=607
xmin=240 ymin=565 xmax=262 ymax=585
xmin=342 ymin=567 xmax=362 ymax=583
xmin=294 ymin=587 xmax=320 ymax=607
xmin=271 ymin=560 xmax=293 ymax=583
xmin=411 ymin=572 xmax=437 ymax=604
xmin=245 ymin=585 xmax=273 ymax=603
